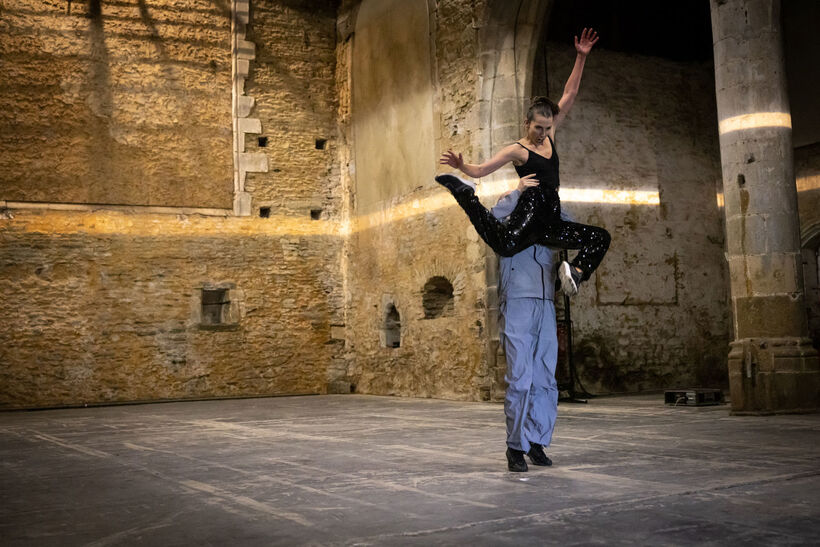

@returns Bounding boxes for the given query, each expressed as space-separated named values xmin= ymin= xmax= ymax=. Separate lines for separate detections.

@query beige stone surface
xmin=0 ymin=209 xmax=343 ymax=408
xmin=243 ymin=0 xmax=340 ymax=219
xmin=351 ymin=0 xmax=437 ymax=212
xmin=0 ymin=0 xmax=346 ymax=408
xmin=0 ymin=0 xmax=233 ymax=208
xmin=343 ymin=0 xmax=493 ymax=401
xmin=345 ymin=198 xmax=489 ymax=400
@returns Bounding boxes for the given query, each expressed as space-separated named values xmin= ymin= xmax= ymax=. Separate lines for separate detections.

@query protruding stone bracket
xmin=238 ymin=118 xmax=261 ymax=152
xmin=239 ymin=152 xmax=268 ymax=191
xmin=232 ymin=0 xmax=267 ymax=216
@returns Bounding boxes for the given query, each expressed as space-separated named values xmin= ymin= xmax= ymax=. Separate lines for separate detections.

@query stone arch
xmin=801 ymin=222 xmax=820 ymax=250
xmin=476 ymin=0 xmax=553 ymax=399
xmin=475 ymin=0 xmax=552 ymax=165
xmin=422 ymin=276 xmax=455 ymax=319
xmin=801 ymin=223 xmax=820 ymax=348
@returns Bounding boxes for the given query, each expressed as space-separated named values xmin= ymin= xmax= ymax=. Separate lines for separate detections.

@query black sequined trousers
xmin=452 ymin=187 xmax=610 ymax=281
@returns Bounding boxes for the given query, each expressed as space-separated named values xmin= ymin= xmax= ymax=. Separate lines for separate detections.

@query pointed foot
xmin=435 ymin=173 xmax=475 ymax=196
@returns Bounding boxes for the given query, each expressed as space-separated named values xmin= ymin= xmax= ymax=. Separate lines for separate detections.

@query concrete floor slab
xmin=1 ymin=394 xmax=818 ymax=545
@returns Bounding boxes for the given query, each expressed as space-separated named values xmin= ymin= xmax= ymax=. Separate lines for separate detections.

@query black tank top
xmin=513 ymin=137 xmax=560 ymax=191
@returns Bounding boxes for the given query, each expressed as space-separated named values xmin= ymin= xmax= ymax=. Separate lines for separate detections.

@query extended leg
xmin=436 ymin=174 xmax=548 ymax=257
xmin=435 ymin=174 xmax=610 ymax=269
xmin=539 ymin=219 xmax=610 ymax=281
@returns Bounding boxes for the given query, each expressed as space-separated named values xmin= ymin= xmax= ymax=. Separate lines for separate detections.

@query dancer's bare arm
xmin=439 ymin=143 xmax=525 ymax=179
xmin=554 ymin=27 xmax=599 ymax=130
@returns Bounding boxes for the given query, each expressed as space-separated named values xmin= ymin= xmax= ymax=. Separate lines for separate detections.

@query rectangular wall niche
xmin=202 ymin=288 xmax=229 ymax=324
xmin=198 ymin=285 xmax=240 ymax=330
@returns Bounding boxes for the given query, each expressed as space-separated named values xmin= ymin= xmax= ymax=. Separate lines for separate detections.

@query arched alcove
xmin=423 ymin=276 xmax=455 ymax=319
xmin=476 ymin=0 xmax=551 ymax=161
xmin=476 ymin=0 xmax=552 ymax=400
xmin=802 ymin=227 xmax=820 ymax=348
xmin=383 ymin=304 xmax=401 ymax=348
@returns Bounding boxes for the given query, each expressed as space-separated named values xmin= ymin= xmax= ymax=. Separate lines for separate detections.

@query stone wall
xmin=244 ymin=0 xmax=342 ymax=219
xmin=343 ymin=0 xmax=493 ymax=400
xmin=4 ymin=0 xmax=803 ymax=408
xmin=0 ymin=0 xmax=345 ymax=408
xmin=350 ymin=0 xmax=438 ymax=211
xmin=544 ymin=44 xmax=730 ymax=393
xmin=0 ymin=211 xmax=342 ymax=407
xmin=0 ymin=0 xmax=233 ymax=207
xmin=342 ymin=1 xmax=731 ymax=399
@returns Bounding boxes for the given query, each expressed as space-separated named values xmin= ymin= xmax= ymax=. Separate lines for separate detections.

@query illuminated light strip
xmin=7 ymin=182 xmax=661 ymax=238
xmin=12 ymin=211 xmax=346 ymax=237
xmin=559 ymin=188 xmax=660 ymax=205
xmin=476 ymin=178 xmax=660 ymax=205
xmin=350 ymin=183 xmax=660 ymax=232
xmin=352 ymin=192 xmax=457 ymax=233
xmin=718 ymin=112 xmax=792 ymax=135
xmin=716 ymin=193 xmax=725 ymax=208
xmin=475 ymin=178 xmax=517 ymax=197
xmin=797 ymin=175 xmax=820 ymax=193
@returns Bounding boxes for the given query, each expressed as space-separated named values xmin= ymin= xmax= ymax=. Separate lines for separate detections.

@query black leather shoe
xmin=527 ymin=443 xmax=553 ymax=466
xmin=506 ymin=447 xmax=528 ymax=472
xmin=435 ymin=174 xmax=475 ymax=196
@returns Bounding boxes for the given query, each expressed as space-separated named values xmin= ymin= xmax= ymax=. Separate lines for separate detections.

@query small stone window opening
xmin=259 ymin=207 xmax=271 ymax=218
xmin=384 ymin=304 xmax=401 ymax=348
xmin=202 ymin=288 xmax=230 ymax=325
xmin=423 ymin=276 xmax=455 ymax=319
xmin=258 ymin=136 xmax=268 ymax=147
xmin=310 ymin=209 xmax=322 ymax=220
xmin=315 ymin=138 xmax=328 ymax=150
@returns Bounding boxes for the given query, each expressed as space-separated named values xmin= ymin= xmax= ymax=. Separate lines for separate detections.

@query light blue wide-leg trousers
xmin=500 ymin=298 xmax=559 ymax=453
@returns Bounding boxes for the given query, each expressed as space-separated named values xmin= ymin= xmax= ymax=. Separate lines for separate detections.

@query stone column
xmin=711 ymin=0 xmax=819 ymax=413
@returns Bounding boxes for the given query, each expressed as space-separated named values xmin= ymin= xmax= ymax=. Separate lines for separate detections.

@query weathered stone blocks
xmin=712 ymin=0 xmax=818 ymax=412
xmin=0 ymin=0 xmax=233 ymax=208
xmin=728 ymin=338 xmax=820 ymax=413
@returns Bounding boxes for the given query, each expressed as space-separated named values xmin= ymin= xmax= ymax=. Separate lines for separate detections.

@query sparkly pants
xmin=454 ymin=188 xmax=610 ymax=281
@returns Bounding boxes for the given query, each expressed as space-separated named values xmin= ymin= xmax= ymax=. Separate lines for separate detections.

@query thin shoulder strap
xmin=515 ymin=141 xmax=532 ymax=153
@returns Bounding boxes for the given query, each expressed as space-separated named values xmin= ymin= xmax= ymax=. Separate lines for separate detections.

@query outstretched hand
xmin=439 ymin=150 xmax=464 ymax=170
xmin=574 ymin=28 xmax=599 ymax=56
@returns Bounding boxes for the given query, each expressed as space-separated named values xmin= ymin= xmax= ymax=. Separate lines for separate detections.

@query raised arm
xmin=439 ymin=143 xmax=523 ymax=180
xmin=554 ymin=27 xmax=599 ymax=130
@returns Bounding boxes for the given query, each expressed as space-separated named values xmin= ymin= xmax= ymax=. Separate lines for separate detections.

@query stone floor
xmin=1 ymin=394 xmax=819 ymax=546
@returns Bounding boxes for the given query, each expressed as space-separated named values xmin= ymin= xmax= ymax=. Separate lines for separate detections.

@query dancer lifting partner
xmin=436 ymin=28 xmax=610 ymax=296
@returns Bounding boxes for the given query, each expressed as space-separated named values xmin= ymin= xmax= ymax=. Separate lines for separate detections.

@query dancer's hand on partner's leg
xmin=517 ymin=174 xmax=539 ymax=192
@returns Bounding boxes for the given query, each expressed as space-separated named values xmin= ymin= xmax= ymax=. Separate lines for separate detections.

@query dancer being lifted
xmin=436 ymin=28 xmax=610 ymax=296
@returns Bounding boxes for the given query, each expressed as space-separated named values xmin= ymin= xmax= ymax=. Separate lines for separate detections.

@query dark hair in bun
xmin=526 ymin=96 xmax=560 ymax=122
